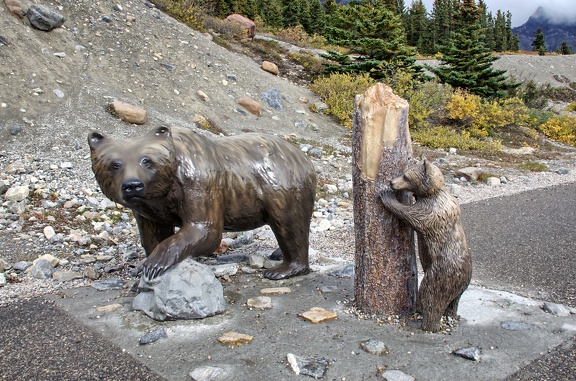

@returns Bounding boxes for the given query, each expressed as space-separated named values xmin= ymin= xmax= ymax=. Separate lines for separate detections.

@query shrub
xmin=538 ymin=115 xmax=576 ymax=145
xmin=564 ymin=101 xmax=576 ymax=112
xmin=275 ymin=26 xmax=327 ymax=49
xmin=411 ymin=126 xmax=502 ymax=151
xmin=287 ymin=51 xmax=325 ymax=76
xmin=404 ymin=82 xmax=453 ymax=130
xmin=518 ymin=162 xmax=549 ymax=172
xmin=310 ymin=73 xmax=376 ymax=128
xmin=446 ymin=90 xmax=528 ymax=137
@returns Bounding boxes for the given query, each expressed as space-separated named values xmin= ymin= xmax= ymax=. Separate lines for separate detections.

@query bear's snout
xmin=121 ymin=179 xmax=145 ymax=199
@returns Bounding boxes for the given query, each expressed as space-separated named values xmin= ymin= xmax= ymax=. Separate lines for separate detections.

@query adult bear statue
xmin=88 ymin=125 xmax=316 ymax=281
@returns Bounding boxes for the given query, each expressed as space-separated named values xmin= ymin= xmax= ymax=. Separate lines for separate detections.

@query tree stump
xmin=352 ymin=83 xmax=417 ymax=316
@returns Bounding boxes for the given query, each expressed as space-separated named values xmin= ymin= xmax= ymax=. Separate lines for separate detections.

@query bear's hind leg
xmin=264 ymin=219 xmax=311 ymax=280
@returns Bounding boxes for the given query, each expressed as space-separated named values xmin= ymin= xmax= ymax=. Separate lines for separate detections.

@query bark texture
xmin=352 ymin=83 xmax=418 ymax=316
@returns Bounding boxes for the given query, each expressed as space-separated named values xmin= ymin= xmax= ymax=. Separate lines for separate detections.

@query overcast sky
xmin=417 ymin=0 xmax=576 ymax=27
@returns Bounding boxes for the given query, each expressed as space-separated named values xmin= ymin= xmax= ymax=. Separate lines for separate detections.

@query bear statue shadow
xmin=380 ymin=159 xmax=472 ymax=332
xmin=88 ymin=125 xmax=316 ymax=281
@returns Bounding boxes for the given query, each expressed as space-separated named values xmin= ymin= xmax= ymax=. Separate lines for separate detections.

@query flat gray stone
xmin=287 ymin=353 xmax=329 ymax=379
xmin=31 ymin=259 xmax=54 ymax=279
xmin=189 ymin=366 xmax=227 ymax=381
xmin=27 ymin=5 xmax=65 ymax=31
xmin=501 ymin=321 xmax=531 ymax=331
xmin=133 ymin=258 xmax=226 ymax=321
xmin=91 ymin=278 xmax=125 ymax=291
xmin=381 ymin=370 xmax=414 ymax=381
xmin=453 ymin=346 xmax=482 ymax=361
xmin=360 ymin=339 xmax=389 ymax=355
xmin=542 ymin=302 xmax=572 ymax=317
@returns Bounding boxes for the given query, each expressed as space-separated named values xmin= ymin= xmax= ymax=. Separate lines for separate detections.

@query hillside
xmin=0 ymin=0 xmax=347 ymax=155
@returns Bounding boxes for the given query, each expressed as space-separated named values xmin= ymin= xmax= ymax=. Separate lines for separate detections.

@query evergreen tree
xmin=406 ymin=0 xmax=432 ymax=54
xmin=322 ymin=0 xmax=422 ymax=82
xmin=430 ymin=0 xmax=456 ymax=53
xmin=557 ymin=41 xmax=574 ymax=55
xmin=427 ymin=0 xmax=518 ymax=98
xmin=532 ymin=27 xmax=546 ymax=55
xmin=493 ymin=10 xmax=507 ymax=52
xmin=510 ymin=32 xmax=520 ymax=52
xmin=282 ymin=0 xmax=301 ymax=27
xmin=324 ymin=0 xmax=338 ymax=17
xmin=262 ymin=0 xmax=284 ymax=28
xmin=307 ymin=0 xmax=326 ymax=35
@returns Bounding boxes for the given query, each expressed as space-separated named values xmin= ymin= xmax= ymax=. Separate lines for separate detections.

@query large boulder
xmin=133 ymin=258 xmax=226 ymax=321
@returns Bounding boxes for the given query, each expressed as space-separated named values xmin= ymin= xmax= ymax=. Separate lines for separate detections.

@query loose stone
xmin=286 ymin=353 xmax=329 ymax=379
xmin=139 ymin=328 xmax=168 ymax=345
xmin=189 ymin=366 xmax=227 ymax=381
xmin=360 ymin=339 xmax=389 ymax=355
xmin=328 ymin=264 xmax=354 ymax=278
xmin=542 ymin=302 xmax=572 ymax=317
xmin=381 ymin=370 xmax=415 ymax=381
xmin=91 ymin=278 xmax=126 ymax=290
xmin=300 ymin=307 xmax=338 ymax=323
xmin=260 ymin=287 xmax=291 ymax=295
xmin=218 ymin=332 xmax=253 ymax=347
xmin=96 ymin=303 xmax=122 ymax=313
xmin=452 ymin=346 xmax=482 ymax=361
xmin=52 ymin=271 xmax=83 ymax=282
xmin=246 ymin=296 xmax=272 ymax=310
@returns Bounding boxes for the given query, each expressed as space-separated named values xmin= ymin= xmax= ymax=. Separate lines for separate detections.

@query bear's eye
xmin=110 ymin=161 xmax=122 ymax=172
xmin=141 ymin=157 xmax=153 ymax=168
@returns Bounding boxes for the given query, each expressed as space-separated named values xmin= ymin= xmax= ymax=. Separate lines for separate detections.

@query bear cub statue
xmin=88 ymin=125 xmax=316 ymax=281
xmin=379 ymin=159 xmax=472 ymax=332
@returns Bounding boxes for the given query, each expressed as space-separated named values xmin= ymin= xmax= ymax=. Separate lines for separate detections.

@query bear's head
xmin=390 ymin=159 xmax=445 ymax=197
xmin=88 ymin=126 xmax=177 ymax=208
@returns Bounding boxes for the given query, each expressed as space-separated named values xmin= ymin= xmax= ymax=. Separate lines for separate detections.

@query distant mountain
xmin=512 ymin=6 xmax=576 ymax=52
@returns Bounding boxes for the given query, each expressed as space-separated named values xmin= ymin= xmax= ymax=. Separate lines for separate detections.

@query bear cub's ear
xmin=88 ymin=131 xmax=107 ymax=150
xmin=153 ymin=125 xmax=172 ymax=138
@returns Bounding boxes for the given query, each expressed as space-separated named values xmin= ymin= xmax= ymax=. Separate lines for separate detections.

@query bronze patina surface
xmin=88 ymin=126 xmax=316 ymax=280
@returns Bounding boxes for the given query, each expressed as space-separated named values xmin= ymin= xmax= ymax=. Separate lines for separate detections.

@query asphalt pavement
xmin=0 ymin=183 xmax=574 ymax=380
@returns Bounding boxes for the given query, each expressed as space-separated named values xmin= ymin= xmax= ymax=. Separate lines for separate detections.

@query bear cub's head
xmin=390 ymin=159 xmax=445 ymax=197
xmin=88 ymin=126 xmax=177 ymax=207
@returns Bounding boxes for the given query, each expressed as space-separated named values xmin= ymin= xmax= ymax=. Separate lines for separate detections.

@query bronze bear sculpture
xmin=380 ymin=159 xmax=472 ymax=332
xmin=88 ymin=125 xmax=316 ymax=280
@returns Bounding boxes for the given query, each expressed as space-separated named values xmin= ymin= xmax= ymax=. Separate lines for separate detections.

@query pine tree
xmin=532 ymin=27 xmax=546 ymax=56
xmin=307 ymin=0 xmax=326 ymax=35
xmin=406 ymin=0 xmax=432 ymax=55
xmin=427 ymin=0 xmax=518 ymax=98
xmin=322 ymin=0 xmax=421 ymax=82
xmin=324 ymin=0 xmax=338 ymax=17
xmin=262 ymin=0 xmax=284 ymax=29
xmin=557 ymin=41 xmax=574 ymax=55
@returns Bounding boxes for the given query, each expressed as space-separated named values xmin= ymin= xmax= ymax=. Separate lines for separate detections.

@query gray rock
xmin=286 ymin=353 xmax=329 ymax=379
xmin=31 ymin=259 xmax=54 ymax=279
xmin=13 ymin=261 xmax=33 ymax=272
xmin=189 ymin=366 xmax=228 ymax=381
xmin=0 ymin=258 xmax=9 ymax=272
xmin=215 ymin=253 xmax=248 ymax=264
xmin=0 ymin=273 xmax=6 ymax=287
xmin=91 ymin=277 xmax=125 ymax=290
xmin=260 ymin=88 xmax=283 ymax=111
xmin=381 ymin=370 xmax=414 ymax=381
xmin=501 ymin=321 xmax=531 ymax=331
xmin=139 ymin=328 xmax=168 ymax=345
xmin=453 ymin=346 xmax=482 ymax=361
xmin=52 ymin=271 xmax=83 ymax=282
xmin=542 ymin=302 xmax=572 ymax=317
xmin=555 ymin=167 xmax=570 ymax=175
xmin=455 ymin=167 xmax=483 ymax=181
xmin=328 ymin=264 xmax=354 ymax=278
xmin=133 ymin=258 xmax=226 ymax=321
xmin=248 ymin=254 xmax=265 ymax=269
xmin=360 ymin=339 xmax=389 ymax=355
xmin=319 ymin=285 xmax=337 ymax=293
xmin=5 ymin=186 xmax=29 ymax=202
xmin=27 ymin=5 xmax=66 ymax=31
xmin=246 ymin=296 xmax=272 ymax=309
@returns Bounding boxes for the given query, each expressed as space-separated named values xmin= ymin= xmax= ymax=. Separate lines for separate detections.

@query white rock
xmin=381 ymin=370 xmax=415 ymax=381
xmin=43 ymin=226 xmax=56 ymax=240
xmin=5 ymin=186 xmax=29 ymax=202
xmin=486 ymin=177 xmax=501 ymax=186
xmin=316 ymin=219 xmax=331 ymax=232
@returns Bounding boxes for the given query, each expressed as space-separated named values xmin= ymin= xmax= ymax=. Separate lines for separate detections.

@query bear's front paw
xmin=379 ymin=187 xmax=395 ymax=203
xmin=142 ymin=252 xmax=178 ymax=280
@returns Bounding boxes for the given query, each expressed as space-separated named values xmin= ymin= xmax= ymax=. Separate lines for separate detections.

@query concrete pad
xmin=48 ymin=272 xmax=576 ymax=381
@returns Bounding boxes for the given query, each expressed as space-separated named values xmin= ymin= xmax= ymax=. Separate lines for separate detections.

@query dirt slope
xmin=0 ymin=0 xmax=347 ymax=155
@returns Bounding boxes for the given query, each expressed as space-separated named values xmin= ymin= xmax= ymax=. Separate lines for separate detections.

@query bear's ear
xmin=153 ymin=125 xmax=172 ymax=139
xmin=88 ymin=131 xmax=107 ymax=150
xmin=421 ymin=157 xmax=429 ymax=175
